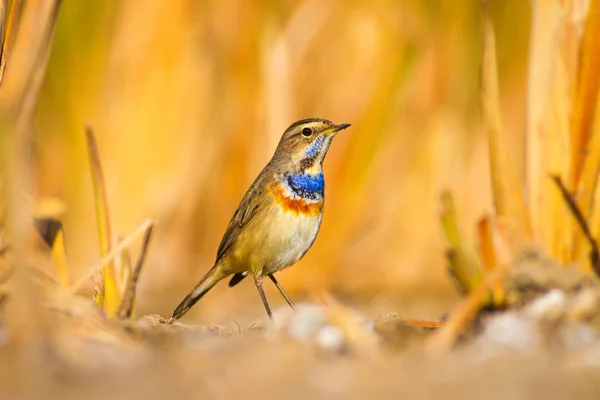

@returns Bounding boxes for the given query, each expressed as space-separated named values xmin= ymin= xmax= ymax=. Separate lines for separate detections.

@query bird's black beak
xmin=329 ymin=123 xmax=351 ymax=134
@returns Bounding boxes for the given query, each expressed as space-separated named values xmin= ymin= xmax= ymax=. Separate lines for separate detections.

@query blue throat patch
xmin=304 ymin=135 xmax=326 ymax=158
xmin=285 ymin=173 xmax=324 ymax=200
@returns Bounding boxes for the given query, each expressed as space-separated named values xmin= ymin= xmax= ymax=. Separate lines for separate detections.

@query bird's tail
xmin=171 ymin=266 xmax=226 ymax=320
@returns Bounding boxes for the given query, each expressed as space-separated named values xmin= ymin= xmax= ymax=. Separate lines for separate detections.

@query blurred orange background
xmin=31 ymin=0 xmax=531 ymax=324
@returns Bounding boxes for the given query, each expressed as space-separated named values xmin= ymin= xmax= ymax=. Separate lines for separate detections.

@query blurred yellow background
xmin=31 ymin=0 xmax=530 ymax=323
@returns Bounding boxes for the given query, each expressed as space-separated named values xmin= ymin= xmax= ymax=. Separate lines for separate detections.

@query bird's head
xmin=271 ymin=118 xmax=350 ymax=173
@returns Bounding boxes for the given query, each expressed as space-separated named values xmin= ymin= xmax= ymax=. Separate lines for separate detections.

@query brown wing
xmin=215 ymin=168 xmax=272 ymax=263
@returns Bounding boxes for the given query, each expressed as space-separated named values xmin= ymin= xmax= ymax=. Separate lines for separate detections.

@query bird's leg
xmin=253 ymin=273 xmax=273 ymax=320
xmin=268 ymin=274 xmax=296 ymax=311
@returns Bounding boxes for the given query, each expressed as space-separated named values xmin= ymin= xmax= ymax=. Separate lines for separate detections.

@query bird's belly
xmin=227 ymin=204 xmax=322 ymax=275
xmin=263 ymin=208 xmax=322 ymax=274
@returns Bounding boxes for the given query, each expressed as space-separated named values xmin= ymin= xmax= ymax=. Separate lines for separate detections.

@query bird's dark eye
xmin=302 ymin=127 xmax=312 ymax=137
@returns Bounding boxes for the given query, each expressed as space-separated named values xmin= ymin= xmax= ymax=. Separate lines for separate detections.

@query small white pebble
xmin=525 ymin=289 xmax=566 ymax=320
xmin=286 ymin=304 xmax=327 ymax=342
xmin=482 ymin=313 xmax=539 ymax=351
xmin=316 ymin=326 xmax=345 ymax=352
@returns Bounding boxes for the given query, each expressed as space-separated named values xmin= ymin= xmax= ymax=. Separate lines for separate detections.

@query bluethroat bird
xmin=171 ymin=118 xmax=350 ymax=320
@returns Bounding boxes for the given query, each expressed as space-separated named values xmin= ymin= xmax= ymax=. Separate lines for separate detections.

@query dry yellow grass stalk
xmin=537 ymin=51 xmax=572 ymax=263
xmin=570 ymin=0 xmax=600 ymax=267
xmin=0 ymin=1 xmax=5 ymax=82
xmin=85 ymin=125 xmax=121 ymax=317
xmin=0 ymin=0 xmax=23 ymax=85
xmin=552 ymin=175 xmax=600 ymax=275
xmin=478 ymin=216 xmax=505 ymax=305
xmin=440 ymin=190 xmax=483 ymax=294
xmin=117 ymin=223 xmax=154 ymax=320
xmin=49 ymin=228 xmax=68 ymax=286
xmin=526 ymin=0 xmax=556 ymax=238
xmin=574 ymin=124 xmax=600 ymax=268
xmin=478 ymin=217 xmax=495 ymax=271
xmin=588 ymin=100 xmax=600 ymax=253
xmin=570 ymin=0 xmax=600 ymax=189
xmin=481 ymin=4 xmax=531 ymax=238
xmin=118 ymin=244 xmax=132 ymax=297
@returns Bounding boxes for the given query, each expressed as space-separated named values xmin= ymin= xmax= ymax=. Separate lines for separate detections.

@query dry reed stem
xmin=589 ymin=101 xmax=600 ymax=250
xmin=478 ymin=217 xmax=495 ymax=271
xmin=541 ymin=58 xmax=573 ymax=263
xmin=566 ymin=0 xmax=600 ymax=265
xmin=551 ymin=175 xmax=600 ymax=276
xmin=0 ymin=0 xmax=5 ymax=83
xmin=570 ymin=0 xmax=600 ymax=188
xmin=85 ymin=124 xmax=121 ymax=317
xmin=526 ymin=0 xmax=555 ymax=236
xmin=440 ymin=190 xmax=484 ymax=294
xmin=118 ymin=245 xmax=132 ymax=298
xmin=527 ymin=1 xmax=574 ymax=262
xmin=49 ymin=230 xmax=69 ymax=287
xmin=0 ymin=0 xmax=22 ymax=85
xmin=478 ymin=216 xmax=504 ymax=305
xmin=571 ymin=1 xmax=600 ymax=266
xmin=117 ymin=222 xmax=154 ymax=320
xmin=481 ymin=2 xmax=531 ymax=238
